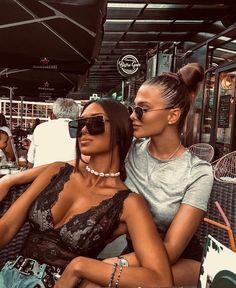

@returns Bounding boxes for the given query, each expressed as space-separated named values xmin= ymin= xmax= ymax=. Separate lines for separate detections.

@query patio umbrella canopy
xmin=0 ymin=0 xmax=107 ymax=74
xmin=0 ymin=68 xmax=81 ymax=99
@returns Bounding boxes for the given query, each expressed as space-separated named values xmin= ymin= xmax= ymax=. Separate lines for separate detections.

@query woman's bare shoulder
xmin=125 ymin=191 xmax=148 ymax=209
xmin=67 ymin=159 xmax=76 ymax=166
xmin=41 ymin=161 xmax=71 ymax=174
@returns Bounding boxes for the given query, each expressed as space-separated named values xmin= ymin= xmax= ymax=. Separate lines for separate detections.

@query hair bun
xmin=178 ymin=63 xmax=204 ymax=93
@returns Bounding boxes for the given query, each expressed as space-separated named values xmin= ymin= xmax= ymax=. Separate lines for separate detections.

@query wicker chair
xmin=214 ymin=151 xmax=236 ymax=184
xmin=197 ymin=179 xmax=236 ymax=248
xmin=0 ymin=183 xmax=31 ymax=269
xmin=188 ymin=143 xmax=214 ymax=163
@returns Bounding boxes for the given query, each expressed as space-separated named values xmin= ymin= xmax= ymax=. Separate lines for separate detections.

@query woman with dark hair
xmin=0 ymin=99 xmax=173 ymax=288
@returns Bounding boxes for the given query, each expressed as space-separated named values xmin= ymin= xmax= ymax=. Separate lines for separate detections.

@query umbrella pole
xmin=20 ymin=96 xmax=24 ymax=129
xmin=121 ymin=80 xmax=125 ymax=102
xmin=1 ymin=86 xmax=16 ymax=130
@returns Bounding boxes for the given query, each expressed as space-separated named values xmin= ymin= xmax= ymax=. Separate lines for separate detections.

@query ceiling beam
xmin=105 ymin=23 xmax=224 ymax=34
xmin=107 ymin=8 xmax=232 ymax=21
xmin=108 ymin=0 xmax=234 ymax=4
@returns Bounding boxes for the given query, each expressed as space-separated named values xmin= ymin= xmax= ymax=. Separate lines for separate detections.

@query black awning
xmin=0 ymin=0 xmax=107 ymax=74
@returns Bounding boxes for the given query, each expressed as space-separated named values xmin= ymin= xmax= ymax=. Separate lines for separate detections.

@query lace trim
xmin=54 ymin=189 xmax=130 ymax=231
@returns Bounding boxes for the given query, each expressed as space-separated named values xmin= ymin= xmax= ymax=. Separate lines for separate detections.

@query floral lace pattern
xmin=21 ymin=163 xmax=131 ymax=268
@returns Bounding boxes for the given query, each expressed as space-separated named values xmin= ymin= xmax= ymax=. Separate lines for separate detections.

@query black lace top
xmin=21 ymin=163 xmax=132 ymax=268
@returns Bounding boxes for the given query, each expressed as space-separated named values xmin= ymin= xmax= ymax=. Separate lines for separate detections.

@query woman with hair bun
xmin=121 ymin=62 xmax=213 ymax=286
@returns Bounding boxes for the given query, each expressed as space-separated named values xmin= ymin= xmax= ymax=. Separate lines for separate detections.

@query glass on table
xmin=18 ymin=156 xmax=27 ymax=168
xmin=17 ymin=149 xmax=28 ymax=169
xmin=0 ymin=160 xmax=20 ymax=176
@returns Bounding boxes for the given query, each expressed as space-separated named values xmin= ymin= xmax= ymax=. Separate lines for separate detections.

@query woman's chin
xmin=133 ymin=131 xmax=146 ymax=139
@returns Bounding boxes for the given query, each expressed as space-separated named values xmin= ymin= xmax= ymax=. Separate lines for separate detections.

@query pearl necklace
xmin=86 ymin=165 xmax=120 ymax=177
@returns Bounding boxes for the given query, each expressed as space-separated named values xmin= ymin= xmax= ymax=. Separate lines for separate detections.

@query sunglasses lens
xmin=68 ymin=120 xmax=85 ymax=138
xmin=128 ymin=106 xmax=143 ymax=120
xmin=69 ymin=116 xmax=105 ymax=138
xmin=134 ymin=107 xmax=143 ymax=120
xmin=128 ymin=106 xmax=133 ymax=115
xmin=86 ymin=116 xmax=105 ymax=135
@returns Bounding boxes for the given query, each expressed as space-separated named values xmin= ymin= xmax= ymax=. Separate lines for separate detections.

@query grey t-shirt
xmin=125 ymin=138 xmax=213 ymax=234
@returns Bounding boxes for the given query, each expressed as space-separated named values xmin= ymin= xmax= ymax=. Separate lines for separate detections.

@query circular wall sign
xmin=117 ymin=54 xmax=141 ymax=77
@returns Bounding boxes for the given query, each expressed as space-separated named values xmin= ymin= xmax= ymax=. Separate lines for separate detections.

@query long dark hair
xmin=143 ymin=63 xmax=204 ymax=133
xmin=75 ymin=99 xmax=133 ymax=181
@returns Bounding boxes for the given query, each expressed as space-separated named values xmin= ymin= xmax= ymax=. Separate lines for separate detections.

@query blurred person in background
xmin=16 ymin=138 xmax=32 ymax=168
xmin=0 ymin=129 xmax=9 ymax=165
xmin=21 ymin=138 xmax=31 ymax=151
xmin=0 ymin=114 xmax=17 ymax=162
xmin=28 ymin=118 xmax=41 ymax=135
xmin=27 ymin=98 xmax=80 ymax=168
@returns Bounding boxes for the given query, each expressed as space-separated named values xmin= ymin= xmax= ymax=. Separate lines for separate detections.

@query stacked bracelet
xmin=108 ymin=262 xmax=118 ymax=288
xmin=117 ymin=256 xmax=129 ymax=267
xmin=115 ymin=265 xmax=123 ymax=288
xmin=108 ymin=257 xmax=127 ymax=287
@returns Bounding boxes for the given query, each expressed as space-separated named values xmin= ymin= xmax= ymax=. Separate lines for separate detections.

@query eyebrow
xmin=135 ymin=101 xmax=152 ymax=106
xmin=79 ymin=113 xmax=106 ymax=119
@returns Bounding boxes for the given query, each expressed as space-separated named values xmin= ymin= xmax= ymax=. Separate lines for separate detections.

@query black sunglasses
xmin=68 ymin=115 xmax=106 ymax=138
xmin=128 ymin=106 xmax=173 ymax=120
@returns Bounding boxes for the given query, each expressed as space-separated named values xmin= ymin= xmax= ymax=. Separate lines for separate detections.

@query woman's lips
xmin=79 ymin=138 xmax=92 ymax=145
xmin=132 ymin=124 xmax=141 ymax=129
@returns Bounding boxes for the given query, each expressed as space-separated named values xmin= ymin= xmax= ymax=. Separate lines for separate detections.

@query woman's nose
xmin=130 ymin=110 xmax=137 ymax=120
xmin=80 ymin=124 xmax=88 ymax=135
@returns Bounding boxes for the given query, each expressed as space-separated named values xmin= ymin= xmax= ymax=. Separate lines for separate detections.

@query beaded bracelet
xmin=108 ymin=262 xmax=118 ymax=288
xmin=115 ymin=265 xmax=123 ymax=288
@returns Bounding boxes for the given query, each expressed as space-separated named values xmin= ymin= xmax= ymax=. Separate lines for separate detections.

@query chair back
xmin=0 ymin=183 xmax=31 ymax=269
xmin=188 ymin=143 xmax=214 ymax=163
xmin=214 ymin=151 xmax=236 ymax=184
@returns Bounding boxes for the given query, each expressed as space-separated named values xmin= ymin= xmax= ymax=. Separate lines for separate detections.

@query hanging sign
xmin=117 ymin=54 xmax=141 ymax=77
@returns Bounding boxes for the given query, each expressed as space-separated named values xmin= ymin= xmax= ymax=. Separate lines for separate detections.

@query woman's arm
xmin=54 ymin=193 xmax=173 ymax=288
xmin=0 ymin=164 xmax=48 ymax=202
xmin=0 ymin=159 xmax=75 ymax=202
xmin=0 ymin=162 xmax=65 ymax=248
xmin=163 ymin=204 xmax=204 ymax=264
xmin=101 ymin=206 xmax=204 ymax=267
xmin=165 ymin=162 xmax=213 ymax=264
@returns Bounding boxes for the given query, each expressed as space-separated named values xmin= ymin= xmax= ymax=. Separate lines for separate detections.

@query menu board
xmin=218 ymin=94 xmax=230 ymax=128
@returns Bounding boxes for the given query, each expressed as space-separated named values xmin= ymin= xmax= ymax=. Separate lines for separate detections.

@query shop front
xmin=201 ymin=61 xmax=236 ymax=159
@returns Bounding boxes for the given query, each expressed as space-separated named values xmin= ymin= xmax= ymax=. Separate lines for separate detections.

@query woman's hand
xmin=53 ymin=259 xmax=81 ymax=288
